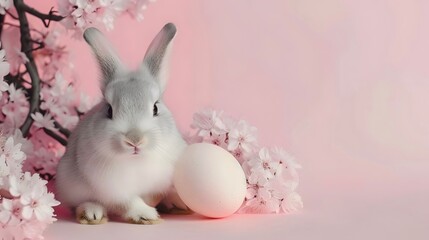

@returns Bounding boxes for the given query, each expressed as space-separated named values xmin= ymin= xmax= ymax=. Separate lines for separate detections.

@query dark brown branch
xmin=25 ymin=41 xmax=44 ymax=53
xmin=0 ymin=14 xmax=4 ymax=37
xmin=14 ymin=0 xmax=42 ymax=137
xmin=2 ymin=22 xmax=21 ymax=28
xmin=4 ymin=74 xmax=28 ymax=90
xmin=38 ymin=109 xmax=71 ymax=138
xmin=53 ymin=121 xmax=71 ymax=138
xmin=18 ymin=3 xmax=64 ymax=27
xmin=43 ymin=128 xmax=67 ymax=146
xmin=5 ymin=10 xmax=19 ymax=20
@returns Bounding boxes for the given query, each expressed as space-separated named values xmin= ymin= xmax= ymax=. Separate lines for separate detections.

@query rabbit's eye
xmin=107 ymin=105 xmax=113 ymax=119
xmin=153 ymin=102 xmax=159 ymax=117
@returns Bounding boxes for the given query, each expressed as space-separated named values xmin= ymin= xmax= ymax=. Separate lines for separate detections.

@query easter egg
xmin=174 ymin=143 xmax=247 ymax=218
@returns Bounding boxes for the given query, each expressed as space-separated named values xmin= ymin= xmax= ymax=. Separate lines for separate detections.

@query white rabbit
xmin=56 ymin=23 xmax=188 ymax=225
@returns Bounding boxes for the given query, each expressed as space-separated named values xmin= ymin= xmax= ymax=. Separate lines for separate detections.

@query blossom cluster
xmin=0 ymin=134 xmax=60 ymax=240
xmin=0 ymin=34 xmax=88 ymax=179
xmin=57 ymin=0 xmax=156 ymax=34
xmin=189 ymin=109 xmax=303 ymax=214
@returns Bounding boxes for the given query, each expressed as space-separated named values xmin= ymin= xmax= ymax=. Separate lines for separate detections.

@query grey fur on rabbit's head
xmin=82 ymin=23 xmax=181 ymax=156
xmin=56 ymin=24 xmax=188 ymax=224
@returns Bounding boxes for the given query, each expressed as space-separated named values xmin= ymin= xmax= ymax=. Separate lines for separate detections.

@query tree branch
xmin=53 ymin=121 xmax=71 ymax=138
xmin=0 ymin=14 xmax=5 ymax=37
xmin=43 ymin=128 xmax=67 ymax=146
xmin=5 ymin=10 xmax=19 ymax=20
xmin=17 ymin=2 xmax=64 ymax=27
xmin=14 ymin=0 xmax=42 ymax=137
xmin=38 ymin=109 xmax=71 ymax=138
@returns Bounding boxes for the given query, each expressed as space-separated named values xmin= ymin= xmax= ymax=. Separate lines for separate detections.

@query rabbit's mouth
xmin=133 ymin=147 xmax=140 ymax=155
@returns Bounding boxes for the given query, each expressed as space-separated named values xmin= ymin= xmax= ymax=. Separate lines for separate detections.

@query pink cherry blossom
xmin=0 ymin=80 xmax=8 ymax=99
xmin=205 ymin=133 xmax=228 ymax=148
xmin=1 ymin=101 xmax=29 ymax=127
xmin=1 ymin=137 xmax=25 ymax=174
xmin=230 ymin=147 xmax=245 ymax=163
xmin=7 ymin=84 xmax=26 ymax=105
xmin=1 ymin=27 xmax=31 ymax=75
xmin=242 ymin=187 xmax=280 ymax=214
xmin=10 ymin=129 xmax=34 ymax=156
xmin=33 ymin=26 xmax=71 ymax=80
xmin=127 ymin=0 xmax=155 ymax=21
xmin=190 ymin=109 xmax=302 ymax=214
xmin=191 ymin=109 xmax=228 ymax=137
xmin=227 ymin=120 xmax=258 ymax=153
xmin=29 ymin=148 xmax=60 ymax=176
xmin=0 ymin=44 xmax=10 ymax=99
xmin=0 ymin=199 xmax=22 ymax=226
xmin=20 ymin=186 xmax=59 ymax=222
xmin=280 ymin=192 xmax=303 ymax=213
xmin=0 ymin=0 xmax=12 ymax=15
xmin=21 ymin=219 xmax=47 ymax=240
xmin=245 ymin=174 xmax=266 ymax=201
xmin=77 ymin=92 xmax=96 ymax=113
xmin=31 ymin=112 xmax=56 ymax=132
xmin=0 ymin=154 xmax=10 ymax=185
xmin=248 ymin=148 xmax=281 ymax=179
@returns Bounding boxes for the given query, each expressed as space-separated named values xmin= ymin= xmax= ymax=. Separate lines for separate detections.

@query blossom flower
xmin=0 ymin=43 xmax=10 ymax=98
xmin=281 ymin=192 xmax=303 ymax=213
xmin=77 ymin=92 xmax=95 ymax=113
xmin=56 ymin=111 xmax=79 ymax=129
xmin=1 ymin=27 xmax=32 ymax=75
xmin=0 ymin=199 xmax=22 ymax=226
xmin=191 ymin=109 xmax=228 ymax=137
xmin=0 ymin=154 xmax=10 ymax=185
xmin=248 ymin=148 xmax=281 ymax=179
xmin=31 ymin=112 xmax=56 ymax=132
xmin=7 ymin=84 xmax=27 ymax=105
xmin=20 ymin=219 xmax=47 ymax=240
xmin=0 ymin=0 xmax=12 ymax=15
xmin=33 ymin=26 xmax=72 ymax=80
xmin=1 ymin=101 xmax=29 ymax=127
xmin=0 ymin=79 xmax=8 ymax=99
xmin=58 ymin=0 xmax=155 ymax=33
xmin=20 ymin=184 xmax=60 ymax=222
xmin=190 ymin=109 xmax=302 ymax=214
xmin=242 ymin=187 xmax=280 ymax=214
xmin=1 ymin=171 xmax=59 ymax=240
xmin=29 ymin=148 xmax=60 ymax=176
xmin=205 ymin=133 xmax=228 ymax=148
xmin=245 ymin=171 xmax=268 ymax=200
xmin=127 ymin=0 xmax=155 ymax=21
xmin=10 ymin=129 xmax=34 ymax=157
xmin=1 ymin=137 xmax=26 ymax=175
xmin=227 ymin=120 xmax=258 ymax=153
xmin=271 ymin=147 xmax=302 ymax=170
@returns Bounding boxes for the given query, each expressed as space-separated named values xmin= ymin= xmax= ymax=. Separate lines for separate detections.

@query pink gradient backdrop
xmin=28 ymin=0 xmax=429 ymax=239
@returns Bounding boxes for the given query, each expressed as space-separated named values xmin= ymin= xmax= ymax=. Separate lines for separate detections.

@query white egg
xmin=174 ymin=143 xmax=247 ymax=218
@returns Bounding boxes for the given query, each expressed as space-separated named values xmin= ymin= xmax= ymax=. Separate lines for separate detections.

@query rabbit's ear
xmin=142 ymin=23 xmax=177 ymax=92
xmin=84 ymin=27 xmax=124 ymax=91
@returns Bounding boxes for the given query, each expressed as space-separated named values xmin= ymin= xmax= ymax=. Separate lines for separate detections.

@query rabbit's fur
xmin=56 ymin=23 xmax=188 ymax=224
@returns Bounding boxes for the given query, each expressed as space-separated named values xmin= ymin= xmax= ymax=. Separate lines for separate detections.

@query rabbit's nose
xmin=125 ymin=139 xmax=142 ymax=148
xmin=124 ymin=130 xmax=144 ymax=147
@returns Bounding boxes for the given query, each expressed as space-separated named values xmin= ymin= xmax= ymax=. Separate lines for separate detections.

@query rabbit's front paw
xmin=76 ymin=202 xmax=108 ymax=225
xmin=125 ymin=200 xmax=162 ymax=225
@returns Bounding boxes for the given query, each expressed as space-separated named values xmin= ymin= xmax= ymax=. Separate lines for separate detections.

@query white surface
xmin=45 ymin=145 xmax=429 ymax=240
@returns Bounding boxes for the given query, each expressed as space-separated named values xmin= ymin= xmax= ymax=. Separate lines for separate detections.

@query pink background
xmin=29 ymin=0 xmax=429 ymax=239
